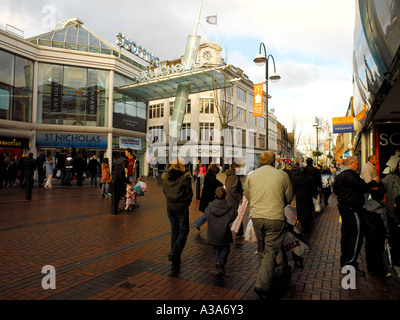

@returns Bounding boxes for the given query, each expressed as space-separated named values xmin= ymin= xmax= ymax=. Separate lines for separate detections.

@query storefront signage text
xmin=36 ymin=132 xmax=107 ymax=149
xmin=0 ymin=137 xmax=29 ymax=149
xmin=116 ymin=32 xmax=160 ymax=67
xmin=119 ymin=137 xmax=142 ymax=150
xmin=136 ymin=59 xmax=204 ymax=82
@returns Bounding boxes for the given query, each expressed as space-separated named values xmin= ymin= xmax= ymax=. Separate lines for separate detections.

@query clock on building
xmin=203 ymin=50 xmax=212 ymax=61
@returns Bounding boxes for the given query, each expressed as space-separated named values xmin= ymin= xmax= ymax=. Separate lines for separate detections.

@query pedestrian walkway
xmin=0 ymin=176 xmax=399 ymax=304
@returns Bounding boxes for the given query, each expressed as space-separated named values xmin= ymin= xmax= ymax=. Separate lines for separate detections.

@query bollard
xmin=111 ymin=180 xmax=119 ymax=215
xmin=196 ymin=176 xmax=200 ymax=200
xmin=25 ymin=172 xmax=32 ymax=200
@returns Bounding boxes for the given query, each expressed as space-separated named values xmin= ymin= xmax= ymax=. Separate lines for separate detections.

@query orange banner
xmin=253 ymin=83 xmax=263 ymax=117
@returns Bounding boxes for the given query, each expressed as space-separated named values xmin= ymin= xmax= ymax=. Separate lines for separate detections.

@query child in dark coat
xmin=362 ymin=188 xmax=391 ymax=278
xmin=205 ymin=186 xmax=237 ymax=276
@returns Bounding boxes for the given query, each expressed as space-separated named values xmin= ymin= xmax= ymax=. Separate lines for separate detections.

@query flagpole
xmin=193 ymin=0 xmax=202 ymax=36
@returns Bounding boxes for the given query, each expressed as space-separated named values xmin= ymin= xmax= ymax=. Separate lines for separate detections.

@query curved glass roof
xmin=27 ymin=19 xmax=146 ymax=71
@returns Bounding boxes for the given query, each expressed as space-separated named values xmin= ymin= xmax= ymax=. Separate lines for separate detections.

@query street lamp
xmin=254 ymin=42 xmax=281 ymax=150
xmin=313 ymin=117 xmax=321 ymax=165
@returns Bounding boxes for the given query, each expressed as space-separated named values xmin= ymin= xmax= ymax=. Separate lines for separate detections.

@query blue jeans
xmin=167 ymin=206 xmax=190 ymax=262
xmin=194 ymin=214 xmax=207 ymax=228
xmin=213 ymin=245 xmax=230 ymax=266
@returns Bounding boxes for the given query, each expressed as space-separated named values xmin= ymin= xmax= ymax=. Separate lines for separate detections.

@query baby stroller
xmin=132 ymin=180 xmax=147 ymax=208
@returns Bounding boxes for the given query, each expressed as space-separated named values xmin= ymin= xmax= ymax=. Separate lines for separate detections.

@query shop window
xmin=0 ymin=50 xmax=14 ymax=86
xmin=236 ymin=87 xmax=246 ymax=102
xmin=200 ymin=98 xmax=215 ymax=114
xmin=200 ymin=122 xmax=215 ymax=142
xmin=37 ymin=63 xmax=109 ymax=127
xmin=179 ymin=123 xmax=191 ymax=141
xmin=0 ymin=49 xmax=32 ymax=122
xmin=0 ymin=87 xmax=11 ymax=120
xmin=113 ymin=72 xmax=146 ymax=132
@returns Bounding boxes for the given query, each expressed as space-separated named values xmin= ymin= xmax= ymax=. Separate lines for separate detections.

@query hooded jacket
xmin=363 ymin=199 xmax=390 ymax=233
xmin=162 ymin=169 xmax=193 ymax=207
xmin=333 ymin=166 xmax=378 ymax=210
xmin=205 ymin=199 xmax=237 ymax=245
xmin=225 ymin=168 xmax=243 ymax=209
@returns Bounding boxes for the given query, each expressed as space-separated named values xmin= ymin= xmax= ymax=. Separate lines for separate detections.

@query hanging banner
xmin=332 ymin=116 xmax=354 ymax=134
xmin=87 ymin=70 xmax=98 ymax=115
xmin=51 ymin=65 xmax=63 ymax=112
xmin=253 ymin=83 xmax=263 ymax=117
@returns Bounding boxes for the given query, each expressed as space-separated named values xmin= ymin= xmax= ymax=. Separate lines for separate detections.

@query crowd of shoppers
xmin=2 ymin=147 xmax=399 ymax=300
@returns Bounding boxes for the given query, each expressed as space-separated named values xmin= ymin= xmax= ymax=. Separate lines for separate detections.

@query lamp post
xmin=313 ymin=117 xmax=321 ymax=165
xmin=254 ymin=42 xmax=280 ymax=151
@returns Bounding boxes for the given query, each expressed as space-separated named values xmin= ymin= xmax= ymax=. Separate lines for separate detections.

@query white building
xmin=147 ymin=41 xmax=279 ymax=174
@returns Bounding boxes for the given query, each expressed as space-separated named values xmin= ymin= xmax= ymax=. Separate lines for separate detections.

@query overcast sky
xmin=0 ymin=0 xmax=356 ymax=144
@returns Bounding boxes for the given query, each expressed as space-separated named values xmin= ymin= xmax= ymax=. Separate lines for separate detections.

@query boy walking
xmin=362 ymin=188 xmax=391 ymax=278
xmin=204 ymin=187 xmax=237 ymax=276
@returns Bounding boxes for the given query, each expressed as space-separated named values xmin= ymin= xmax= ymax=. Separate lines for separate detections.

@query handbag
xmin=56 ymin=170 xmax=61 ymax=178
xmin=244 ymin=219 xmax=257 ymax=243
xmin=231 ymin=196 xmax=248 ymax=233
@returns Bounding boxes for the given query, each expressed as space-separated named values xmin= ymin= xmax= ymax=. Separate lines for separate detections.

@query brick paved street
xmin=1 ymin=175 xmax=400 ymax=315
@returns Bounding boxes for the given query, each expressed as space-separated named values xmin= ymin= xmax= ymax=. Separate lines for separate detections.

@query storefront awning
xmin=117 ymin=65 xmax=233 ymax=101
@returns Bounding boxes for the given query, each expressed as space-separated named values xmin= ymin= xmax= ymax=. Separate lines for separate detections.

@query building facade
xmin=147 ymin=41 xmax=292 ymax=174
xmin=1 ymin=19 xmax=295 ymax=177
xmin=345 ymin=0 xmax=400 ymax=176
xmin=0 ymin=19 xmax=150 ymax=174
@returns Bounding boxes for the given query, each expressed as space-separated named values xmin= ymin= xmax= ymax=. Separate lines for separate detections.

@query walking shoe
xmin=216 ymin=263 xmax=225 ymax=276
xmin=254 ymin=287 xmax=269 ymax=300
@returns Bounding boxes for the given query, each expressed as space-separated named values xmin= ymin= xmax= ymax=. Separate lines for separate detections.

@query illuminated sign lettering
xmin=116 ymin=32 xmax=160 ymax=67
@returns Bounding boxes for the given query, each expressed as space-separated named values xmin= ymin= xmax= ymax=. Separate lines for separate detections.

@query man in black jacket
xmin=333 ymin=156 xmax=381 ymax=270
xmin=162 ymin=159 xmax=193 ymax=269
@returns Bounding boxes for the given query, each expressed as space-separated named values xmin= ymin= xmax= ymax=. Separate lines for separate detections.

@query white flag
xmin=206 ymin=15 xmax=217 ymax=25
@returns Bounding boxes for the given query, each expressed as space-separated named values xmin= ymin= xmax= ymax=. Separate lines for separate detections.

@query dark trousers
xmin=63 ymin=170 xmax=73 ymax=185
xmin=213 ymin=244 xmax=230 ymax=266
xmin=321 ymin=187 xmax=331 ymax=205
xmin=361 ymin=210 xmax=386 ymax=273
xmin=167 ymin=206 xmax=190 ymax=262
xmin=338 ymin=205 xmax=363 ymax=267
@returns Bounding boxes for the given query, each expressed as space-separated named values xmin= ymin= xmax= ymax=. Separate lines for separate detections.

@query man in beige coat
xmin=360 ymin=155 xmax=378 ymax=201
xmin=244 ymin=151 xmax=293 ymax=300
xmin=360 ymin=155 xmax=378 ymax=183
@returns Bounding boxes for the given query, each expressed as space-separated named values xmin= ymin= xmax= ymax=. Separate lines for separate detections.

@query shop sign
xmin=119 ymin=137 xmax=141 ymax=150
xmin=87 ymin=70 xmax=98 ymax=115
xmin=378 ymin=123 xmax=400 ymax=175
xmin=137 ymin=60 xmax=204 ymax=82
xmin=36 ymin=132 xmax=107 ymax=149
xmin=116 ymin=32 xmax=160 ymax=67
xmin=253 ymin=83 xmax=263 ymax=117
xmin=0 ymin=136 xmax=29 ymax=149
xmin=51 ymin=65 xmax=63 ymax=112
xmin=332 ymin=116 xmax=354 ymax=134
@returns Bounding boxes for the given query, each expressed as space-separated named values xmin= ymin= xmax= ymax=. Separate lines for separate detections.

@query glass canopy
xmin=27 ymin=19 xmax=146 ymax=71
xmin=118 ymin=65 xmax=233 ymax=102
